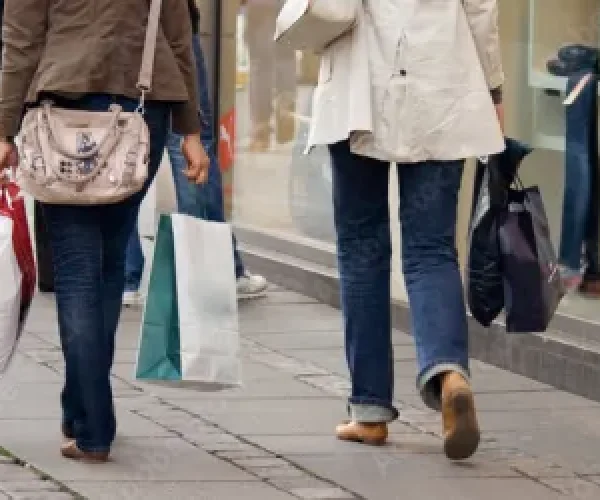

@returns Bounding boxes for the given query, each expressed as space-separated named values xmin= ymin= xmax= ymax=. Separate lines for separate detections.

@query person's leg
xmin=50 ymin=95 xmax=170 ymax=462
xmin=192 ymin=37 xmax=251 ymax=281
xmin=328 ymin=140 xmax=397 ymax=445
xmin=398 ymin=159 xmax=478 ymax=460
xmin=579 ymin=73 xmax=600 ymax=295
xmin=123 ymin=219 xmax=145 ymax=305
xmin=44 ymin=203 xmax=114 ymax=456
xmin=559 ymin=72 xmax=595 ymax=291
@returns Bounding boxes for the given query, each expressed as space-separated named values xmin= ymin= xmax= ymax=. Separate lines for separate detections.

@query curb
xmin=235 ymin=225 xmax=600 ymax=403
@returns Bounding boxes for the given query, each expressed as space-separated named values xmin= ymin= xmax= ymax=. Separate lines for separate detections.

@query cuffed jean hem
xmin=347 ymin=401 xmax=399 ymax=423
xmin=76 ymin=440 xmax=112 ymax=454
xmin=418 ymin=362 xmax=470 ymax=412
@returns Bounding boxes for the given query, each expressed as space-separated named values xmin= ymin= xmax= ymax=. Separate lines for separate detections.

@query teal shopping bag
xmin=135 ymin=215 xmax=182 ymax=381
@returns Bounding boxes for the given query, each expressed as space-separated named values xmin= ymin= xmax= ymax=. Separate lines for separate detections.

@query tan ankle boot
xmin=335 ymin=421 xmax=388 ymax=446
xmin=441 ymin=372 xmax=480 ymax=460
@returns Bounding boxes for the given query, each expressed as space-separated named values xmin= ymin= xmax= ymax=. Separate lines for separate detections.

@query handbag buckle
xmin=135 ymin=90 xmax=147 ymax=115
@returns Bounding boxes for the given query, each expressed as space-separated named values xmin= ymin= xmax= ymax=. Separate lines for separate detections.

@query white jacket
xmin=307 ymin=0 xmax=505 ymax=163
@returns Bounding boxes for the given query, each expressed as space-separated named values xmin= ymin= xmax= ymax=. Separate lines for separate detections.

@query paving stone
xmin=248 ymin=466 xmax=307 ymax=479
xmin=585 ymin=475 xmax=600 ymax=486
xmin=290 ymin=487 xmax=355 ymax=499
xmin=0 ymin=479 xmax=61 ymax=493
xmin=250 ymin=332 xmax=344 ymax=350
xmin=174 ymin=398 xmax=344 ymax=436
xmin=146 ymin=377 xmax=328 ymax=400
xmin=509 ymin=457 xmax=576 ymax=478
xmin=0 ymin=434 xmax=254 ymax=483
xmin=186 ymin=433 xmax=241 ymax=446
xmin=66 ymin=481 xmax=295 ymax=500
xmin=296 ymin=375 xmax=350 ymax=398
xmin=216 ymin=450 xmax=273 ymax=460
xmin=233 ymin=457 xmax=292 ymax=469
xmin=9 ymin=492 xmax=74 ymax=500
xmin=247 ymin=432 xmax=440 ymax=457
xmin=473 ymin=390 xmax=600 ymax=411
xmin=0 ymin=464 xmax=44 ymax=481
xmin=202 ymin=441 xmax=262 ymax=453
xmin=538 ymin=477 xmax=600 ymax=498
xmin=269 ymin=477 xmax=348 ymax=493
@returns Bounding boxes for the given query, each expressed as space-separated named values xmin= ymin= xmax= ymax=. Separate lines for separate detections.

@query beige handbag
xmin=16 ymin=0 xmax=162 ymax=205
xmin=274 ymin=0 xmax=361 ymax=52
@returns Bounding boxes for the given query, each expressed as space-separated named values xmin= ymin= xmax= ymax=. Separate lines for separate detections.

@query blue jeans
xmin=42 ymin=94 xmax=170 ymax=452
xmin=125 ymin=34 xmax=244 ymax=291
xmin=559 ymin=71 xmax=600 ymax=277
xmin=329 ymin=140 xmax=469 ymax=420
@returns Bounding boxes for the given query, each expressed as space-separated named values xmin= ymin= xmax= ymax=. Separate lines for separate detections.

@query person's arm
xmin=0 ymin=0 xmax=48 ymax=139
xmin=462 ymin=0 xmax=504 ymax=102
xmin=162 ymin=0 xmax=201 ymax=135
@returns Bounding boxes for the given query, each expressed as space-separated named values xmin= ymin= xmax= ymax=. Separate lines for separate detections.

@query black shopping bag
xmin=498 ymin=185 xmax=565 ymax=333
xmin=467 ymin=139 xmax=532 ymax=327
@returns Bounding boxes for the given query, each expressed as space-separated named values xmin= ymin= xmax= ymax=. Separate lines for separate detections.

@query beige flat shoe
xmin=335 ymin=421 xmax=388 ymax=446
xmin=60 ymin=440 xmax=110 ymax=464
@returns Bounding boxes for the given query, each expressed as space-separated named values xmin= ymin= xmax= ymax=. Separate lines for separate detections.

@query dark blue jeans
xmin=42 ymin=94 xmax=170 ymax=452
xmin=329 ymin=140 xmax=469 ymax=420
xmin=559 ymin=71 xmax=600 ymax=277
xmin=124 ymin=34 xmax=244 ymax=291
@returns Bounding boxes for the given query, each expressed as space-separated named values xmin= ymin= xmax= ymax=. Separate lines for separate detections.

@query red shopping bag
xmin=0 ymin=183 xmax=36 ymax=323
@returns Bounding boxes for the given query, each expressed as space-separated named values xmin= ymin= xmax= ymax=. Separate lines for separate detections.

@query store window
xmin=499 ymin=0 xmax=600 ymax=323
xmin=230 ymin=0 xmax=600 ymax=322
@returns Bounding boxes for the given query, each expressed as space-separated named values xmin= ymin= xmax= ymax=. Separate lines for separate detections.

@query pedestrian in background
xmin=123 ymin=0 xmax=268 ymax=306
xmin=307 ymin=0 xmax=505 ymax=460
xmin=0 ymin=0 xmax=209 ymax=463
xmin=242 ymin=0 xmax=297 ymax=152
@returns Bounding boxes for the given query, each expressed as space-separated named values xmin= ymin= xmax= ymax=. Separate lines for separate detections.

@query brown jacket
xmin=0 ymin=0 xmax=200 ymax=138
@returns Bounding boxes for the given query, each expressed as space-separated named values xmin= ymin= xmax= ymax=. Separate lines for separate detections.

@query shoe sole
xmin=444 ymin=389 xmax=480 ymax=461
xmin=337 ymin=434 xmax=387 ymax=446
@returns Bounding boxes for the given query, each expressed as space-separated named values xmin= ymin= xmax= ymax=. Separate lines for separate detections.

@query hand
xmin=181 ymin=134 xmax=210 ymax=185
xmin=0 ymin=139 xmax=18 ymax=184
xmin=495 ymin=103 xmax=505 ymax=133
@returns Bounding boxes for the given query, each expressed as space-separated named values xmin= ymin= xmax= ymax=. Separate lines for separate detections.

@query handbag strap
xmin=136 ymin=0 xmax=164 ymax=98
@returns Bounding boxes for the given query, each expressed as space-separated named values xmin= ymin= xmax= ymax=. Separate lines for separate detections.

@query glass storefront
xmin=223 ymin=1 xmax=600 ymax=323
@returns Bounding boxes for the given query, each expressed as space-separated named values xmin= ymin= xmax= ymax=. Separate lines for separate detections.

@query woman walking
xmin=0 ymin=0 xmax=209 ymax=462
xmin=307 ymin=0 xmax=505 ymax=460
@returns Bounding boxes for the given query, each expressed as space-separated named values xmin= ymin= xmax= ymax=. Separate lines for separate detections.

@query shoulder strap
xmin=137 ymin=0 xmax=163 ymax=93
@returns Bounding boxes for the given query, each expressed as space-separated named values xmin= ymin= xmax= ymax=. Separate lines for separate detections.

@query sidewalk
xmin=0 ymin=287 xmax=600 ymax=499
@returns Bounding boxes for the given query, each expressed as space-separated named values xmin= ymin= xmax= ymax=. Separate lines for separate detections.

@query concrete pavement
xmin=0 ymin=287 xmax=600 ymax=499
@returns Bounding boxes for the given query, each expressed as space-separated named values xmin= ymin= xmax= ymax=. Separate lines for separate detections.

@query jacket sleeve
xmin=0 ymin=0 xmax=48 ymax=138
xmin=462 ymin=0 xmax=504 ymax=92
xmin=162 ymin=0 xmax=201 ymax=135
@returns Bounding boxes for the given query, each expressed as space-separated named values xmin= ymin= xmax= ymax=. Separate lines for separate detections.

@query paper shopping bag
xmin=135 ymin=214 xmax=241 ymax=390
xmin=135 ymin=215 xmax=181 ymax=381
xmin=0 ymin=183 xmax=36 ymax=373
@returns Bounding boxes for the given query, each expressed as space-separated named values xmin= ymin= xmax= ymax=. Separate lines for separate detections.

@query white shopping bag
xmin=0 ymin=216 xmax=22 ymax=373
xmin=136 ymin=214 xmax=241 ymax=390
xmin=172 ymin=214 xmax=242 ymax=389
